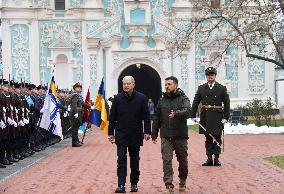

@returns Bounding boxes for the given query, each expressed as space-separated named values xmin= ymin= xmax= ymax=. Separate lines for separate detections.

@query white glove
xmin=22 ymin=108 xmax=25 ymax=112
xmin=91 ymin=106 xmax=95 ymax=110
xmin=63 ymin=111 xmax=69 ymax=117
xmin=0 ymin=120 xmax=6 ymax=129
xmin=7 ymin=117 xmax=14 ymax=125
xmin=18 ymin=120 xmax=25 ymax=126
xmin=40 ymin=108 xmax=44 ymax=113
xmin=74 ymin=113 xmax=78 ymax=118
xmin=13 ymin=121 xmax=18 ymax=127
xmin=67 ymin=106 xmax=71 ymax=111
xmin=222 ymin=119 xmax=227 ymax=124
xmin=24 ymin=118 xmax=29 ymax=124
xmin=3 ymin=107 xmax=6 ymax=112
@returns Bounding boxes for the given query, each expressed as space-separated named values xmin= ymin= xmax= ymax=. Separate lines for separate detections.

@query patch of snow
xmin=224 ymin=123 xmax=284 ymax=134
xmin=187 ymin=119 xmax=284 ymax=134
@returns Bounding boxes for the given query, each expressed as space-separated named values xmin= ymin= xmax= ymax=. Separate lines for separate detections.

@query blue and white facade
xmin=0 ymin=0 xmax=276 ymax=107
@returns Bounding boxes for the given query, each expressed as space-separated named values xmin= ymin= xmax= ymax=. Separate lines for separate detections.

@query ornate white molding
xmin=112 ymin=56 xmax=166 ymax=80
xmin=180 ymin=54 xmax=188 ymax=83
xmin=87 ymin=17 xmax=121 ymax=39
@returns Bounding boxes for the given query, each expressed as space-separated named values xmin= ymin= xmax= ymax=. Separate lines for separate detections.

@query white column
xmin=30 ymin=20 xmax=40 ymax=84
xmin=104 ymin=47 xmax=112 ymax=98
xmin=96 ymin=47 xmax=103 ymax=81
xmin=2 ymin=20 xmax=12 ymax=79
xmin=82 ymin=21 xmax=90 ymax=96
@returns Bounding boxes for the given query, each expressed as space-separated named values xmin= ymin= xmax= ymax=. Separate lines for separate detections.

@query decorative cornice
xmin=86 ymin=16 xmax=120 ymax=39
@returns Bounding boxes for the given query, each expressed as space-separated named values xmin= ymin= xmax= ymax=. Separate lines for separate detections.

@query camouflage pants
xmin=161 ymin=138 xmax=188 ymax=186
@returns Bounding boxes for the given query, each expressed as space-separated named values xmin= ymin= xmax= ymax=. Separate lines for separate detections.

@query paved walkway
xmin=0 ymin=130 xmax=283 ymax=194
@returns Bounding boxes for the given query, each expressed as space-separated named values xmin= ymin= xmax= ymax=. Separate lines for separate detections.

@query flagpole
xmin=81 ymin=124 xmax=88 ymax=144
xmin=81 ymin=87 xmax=91 ymax=144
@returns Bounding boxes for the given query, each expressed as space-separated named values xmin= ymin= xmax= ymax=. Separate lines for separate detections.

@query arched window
xmin=211 ymin=0 xmax=220 ymax=9
xmin=55 ymin=0 xmax=65 ymax=10
xmin=56 ymin=54 xmax=68 ymax=63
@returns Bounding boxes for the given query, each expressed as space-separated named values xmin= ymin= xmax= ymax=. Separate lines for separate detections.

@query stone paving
xmin=0 ymin=130 xmax=283 ymax=194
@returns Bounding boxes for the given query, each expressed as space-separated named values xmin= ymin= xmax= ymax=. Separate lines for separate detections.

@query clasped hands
xmin=108 ymin=134 xmax=150 ymax=144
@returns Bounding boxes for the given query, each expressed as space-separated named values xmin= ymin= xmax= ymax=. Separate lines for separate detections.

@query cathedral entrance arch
xmin=118 ymin=64 xmax=162 ymax=106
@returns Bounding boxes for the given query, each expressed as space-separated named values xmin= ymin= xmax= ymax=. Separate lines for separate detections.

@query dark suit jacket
xmin=108 ymin=90 xmax=151 ymax=146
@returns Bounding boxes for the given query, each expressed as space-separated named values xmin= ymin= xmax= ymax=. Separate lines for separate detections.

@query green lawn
xmin=265 ymin=155 xmax=284 ymax=169
xmin=242 ymin=119 xmax=284 ymax=127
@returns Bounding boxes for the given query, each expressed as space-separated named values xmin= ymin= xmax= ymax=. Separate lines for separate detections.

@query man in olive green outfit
xmin=151 ymin=76 xmax=191 ymax=194
xmin=70 ymin=82 xmax=92 ymax=147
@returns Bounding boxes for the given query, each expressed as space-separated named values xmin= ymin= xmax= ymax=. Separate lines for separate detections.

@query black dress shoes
xmin=202 ymin=158 xmax=214 ymax=166
xmin=214 ymin=154 xmax=222 ymax=166
xmin=130 ymin=185 xmax=138 ymax=192
xmin=214 ymin=158 xmax=222 ymax=166
xmin=115 ymin=185 xmax=126 ymax=193
xmin=72 ymin=143 xmax=82 ymax=147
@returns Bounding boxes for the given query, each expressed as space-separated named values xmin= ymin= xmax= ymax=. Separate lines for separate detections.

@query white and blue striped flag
xmin=40 ymin=76 xmax=63 ymax=139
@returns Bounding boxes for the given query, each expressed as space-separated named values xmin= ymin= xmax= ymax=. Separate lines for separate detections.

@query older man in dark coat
xmin=190 ymin=67 xmax=230 ymax=166
xmin=108 ymin=76 xmax=151 ymax=193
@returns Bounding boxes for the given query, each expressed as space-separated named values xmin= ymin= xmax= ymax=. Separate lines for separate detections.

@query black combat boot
xmin=0 ymin=162 xmax=6 ymax=168
xmin=7 ymin=151 xmax=19 ymax=163
xmin=2 ymin=158 xmax=12 ymax=165
xmin=0 ymin=150 xmax=12 ymax=165
xmin=14 ymin=149 xmax=21 ymax=160
xmin=202 ymin=154 xmax=213 ymax=166
xmin=0 ymin=151 xmax=7 ymax=168
xmin=214 ymin=154 xmax=221 ymax=166
xmin=72 ymin=140 xmax=81 ymax=147
xmin=7 ymin=154 xmax=19 ymax=163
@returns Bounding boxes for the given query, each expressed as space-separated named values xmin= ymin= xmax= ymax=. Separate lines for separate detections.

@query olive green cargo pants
xmin=161 ymin=138 xmax=188 ymax=186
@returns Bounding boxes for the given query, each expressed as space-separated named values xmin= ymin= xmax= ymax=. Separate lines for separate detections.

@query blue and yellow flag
xmin=90 ymin=79 xmax=108 ymax=134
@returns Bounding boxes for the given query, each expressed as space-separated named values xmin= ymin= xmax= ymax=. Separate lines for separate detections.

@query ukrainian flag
xmin=90 ymin=79 xmax=108 ymax=134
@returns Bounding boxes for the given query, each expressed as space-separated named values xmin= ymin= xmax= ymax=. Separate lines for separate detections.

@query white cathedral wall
xmin=0 ymin=1 xmax=277 ymax=109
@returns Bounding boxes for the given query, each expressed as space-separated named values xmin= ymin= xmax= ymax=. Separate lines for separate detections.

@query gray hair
xmin=122 ymin=76 xmax=135 ymax=84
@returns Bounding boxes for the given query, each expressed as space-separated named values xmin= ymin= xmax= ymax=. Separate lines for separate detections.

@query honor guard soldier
xmin=70 ymin=82 xmax=92 ymax=147
xmin=190 ymin=67 xmax=230 ymax=166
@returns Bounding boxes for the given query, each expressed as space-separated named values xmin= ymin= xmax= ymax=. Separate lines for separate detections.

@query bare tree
xmin=174 ymin=0 xmax=284 ymax=69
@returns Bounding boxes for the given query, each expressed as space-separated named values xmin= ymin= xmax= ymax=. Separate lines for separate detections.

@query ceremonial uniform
xmin=70 ymin=83 xmax=91 ymax=147
xmin=190 ymin=67 xmax=230 ymax=166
